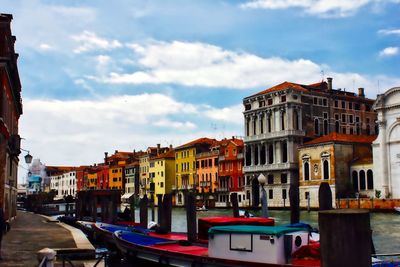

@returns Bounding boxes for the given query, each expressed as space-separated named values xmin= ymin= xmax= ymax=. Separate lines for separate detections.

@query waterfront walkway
xmin=1 ymin=210 xmax=90 ymax=267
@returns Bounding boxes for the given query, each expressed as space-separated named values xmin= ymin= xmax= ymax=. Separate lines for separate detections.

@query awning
xmin=121 ymin=192 xmax=134 ymax=199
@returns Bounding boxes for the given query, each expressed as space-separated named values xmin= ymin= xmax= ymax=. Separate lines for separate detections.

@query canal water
xmin=131 ymin=207 xmax=400 ymax=255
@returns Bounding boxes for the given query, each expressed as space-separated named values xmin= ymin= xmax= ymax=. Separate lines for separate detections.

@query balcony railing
xmin=215 ymin=188 xmax=229 ymax=192
xmin=243 ymin=162 xmax=298 ymax=172
xmin=244 ymin=130 xmax=305 ymax=142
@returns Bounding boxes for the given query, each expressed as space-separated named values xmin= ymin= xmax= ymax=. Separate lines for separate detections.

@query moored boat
xmin=113 ymin=225 xmax=318 ymax=267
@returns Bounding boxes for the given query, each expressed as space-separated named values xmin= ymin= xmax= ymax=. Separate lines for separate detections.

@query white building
xmin=50 ymin=171 xmax=77 ymax=199
xmin=373 ymin=86 xmax=400 ymax=198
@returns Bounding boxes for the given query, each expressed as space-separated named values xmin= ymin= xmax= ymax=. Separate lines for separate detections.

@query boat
xmin=113 ymin=225 xmax=317 ymax=267
xmin=196 ymin=205 xmax=208 ymax=211
xmin=394 ymin=207 xmax=400 ymax=213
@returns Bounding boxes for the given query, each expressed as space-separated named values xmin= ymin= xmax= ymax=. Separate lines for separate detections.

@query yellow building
xmin=108 ymin=162 xmax=125 ymax=190
xmin=87 ymin=171 xmax=98 ymax=189
xmin=174 ymin=138 xmax=216 ymax=206
xmin=149 ymin=149 xmax=175 ymax=205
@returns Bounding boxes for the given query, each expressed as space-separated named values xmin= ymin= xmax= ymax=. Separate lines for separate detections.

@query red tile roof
xmin=303 ymin=133 xmax=377 ymax=146
xmin=176 ymin=137 xmax=217 ymax=150
xmin=253 ymin=81 xmax=310 ymax=96
xmin=152 ymin=149 xmax=175 ymax=160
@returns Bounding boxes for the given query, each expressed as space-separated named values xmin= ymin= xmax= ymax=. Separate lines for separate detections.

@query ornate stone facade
xmin=373 ymin=87 xmax=400 ymax=198
xmin=243 ymin=78 xmax=377 ymax=207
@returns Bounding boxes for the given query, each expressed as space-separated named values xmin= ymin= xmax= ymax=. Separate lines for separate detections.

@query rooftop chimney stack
xmin=157 ymin=143 xmax=161 ymax=155
xmin=327 ymin=77 xmax=333 ymax=91
xmin=358 ymin=88 xmax=365 ymax=98
xmin=104 ymin=152 xmax=108 ymax=164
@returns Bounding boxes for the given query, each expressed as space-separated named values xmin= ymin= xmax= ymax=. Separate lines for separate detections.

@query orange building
xmin=195 ymin=147 xmax=219 ymax=207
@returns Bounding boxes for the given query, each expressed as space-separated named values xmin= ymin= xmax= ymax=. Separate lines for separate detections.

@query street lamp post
xmin=258 ymin=173 xmax=269 ymax=218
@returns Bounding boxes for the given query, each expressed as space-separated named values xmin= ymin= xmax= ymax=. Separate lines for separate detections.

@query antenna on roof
xmin=320 ymin=70 xmax=325 ymax=81
xmin=211 ymin=123 xmax=217 ymax=138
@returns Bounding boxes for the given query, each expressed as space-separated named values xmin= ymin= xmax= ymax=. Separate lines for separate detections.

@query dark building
xmin=0 ymin=14 xmax=23 ymax=220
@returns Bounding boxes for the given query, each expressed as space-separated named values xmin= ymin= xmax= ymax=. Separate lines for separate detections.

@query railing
xmin=243 ymin=162 xmax=298 ymax=172
xmin=244 ymin=129 xmax=305 ymax=142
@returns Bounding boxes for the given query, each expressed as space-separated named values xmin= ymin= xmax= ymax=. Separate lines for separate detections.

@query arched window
xmin=304 ymin=162 xmax=310 ymax=181
xmin=260 ymin=145 xmax=266 ymax=165
xmin=359 ymin=170 xmax=366 ymax=190
xmin=323 ymin=160 xmax=329 ymax=180
xmin=254 ymin=145 xmax=259 ymax=165
xmin=282 ymin=141 xmax=288 ymax=163
xmin=314 ymin=119 xmax=320 ymax=135
xmin=324 ymin=120 xmax=328 ymax=135
xmin=268 ymin=144 xmax=274 ymax=164
xmin=335 ymin=121 xmax=340 ymax=133
xmin=245 ymin=146 xmax=251 ymax=166
xmin=367 ymin=170 xmax=374 ymax=190
xmin=267 ymin=115 xmax=272 ymax=132
xmin=294 ymin=110 xmax=299 ymax=130
xmin=352 ymin=171 xmax=359 ymax=191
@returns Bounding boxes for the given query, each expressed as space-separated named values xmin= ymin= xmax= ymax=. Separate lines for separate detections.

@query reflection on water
xmin=131 ymin=207 xmax=400 ymax=254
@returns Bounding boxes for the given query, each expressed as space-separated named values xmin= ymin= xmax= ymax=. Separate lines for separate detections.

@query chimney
xmin=169 ymin=144 xmax=173 ymax=149
xmin=232 ymin=136 xmax=235 ymax=140
xmin=115 ymin=150 xmax=118 ymax=154
xmin=358 ymin=88 xmax=365 ymax=98
xmin=327 ymin=77 xmax=333 ymax=91
xmin=157 ymin=143 xmax=160 ymax=155
xmin=104 ymin=152 xmax=108 ymax=164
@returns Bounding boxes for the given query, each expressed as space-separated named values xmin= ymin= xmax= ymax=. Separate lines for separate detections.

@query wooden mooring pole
xmin=139 ymin=195 xmax=148 ymax=228
xmin=186 ymin=192 xmax=197 ymax=242
xmin=319 ymin=209 xmax=372 ymax=267
xmin=289 ymin=184 xmax=299 ymax=224
xmin=230 ymin=192 xmax=240 ymax=218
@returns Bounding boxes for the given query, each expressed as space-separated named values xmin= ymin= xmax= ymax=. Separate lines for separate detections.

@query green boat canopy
xmin=208 ymin=225 xmax=306 ymax=237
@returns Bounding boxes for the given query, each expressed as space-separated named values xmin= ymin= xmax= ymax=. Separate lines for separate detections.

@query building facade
xmin=373 ymin=86 xmax=400 ymax=198
xmin=196 ymin=148 xmax=219 ymax=207
xmin=50 ymin=170 xmax=77 ymax=199
xmin=173 ymin=138 xmax=216 ymax=206
xmin=0 ymin=14 xmax=22 ymax=220
xmin=298 ymin=133 xmax=376 ymax=208
xmin=243 ymin=78 xmax=377 ymax=207
xmin=216 ymin=138 xmax=246 ymax=207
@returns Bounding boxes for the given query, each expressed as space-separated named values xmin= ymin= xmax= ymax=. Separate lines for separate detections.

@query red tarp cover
xmin=198 ymin=217 xmax=275 ymax=240
xmin=151 ymin=243 xmax=208 ymax=256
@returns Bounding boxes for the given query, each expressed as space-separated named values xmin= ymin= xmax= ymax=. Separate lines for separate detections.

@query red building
xmin=76 ymin=166 xmax=89 ymax=191
xmin=96 ymin=165 xmax=109 ymax=190
xmin=0 ymin=14 xmax=23 ymax=220
xmin=216 ymin=137 xmax=245 ymax=207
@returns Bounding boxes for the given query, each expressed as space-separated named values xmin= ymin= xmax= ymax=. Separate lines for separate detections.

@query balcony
xmin=216 ymin=188 xmax=229 ymax=192
xmin=243 ymin=162 xmax=298 ymax=172
xmin=244 ymin=130 xmax=305 ymax=142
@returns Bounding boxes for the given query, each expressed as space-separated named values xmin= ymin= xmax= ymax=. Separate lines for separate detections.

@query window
xmin=304 ymin=161 xmax=310 ymax=181
xmin=342 ymin=127 xmax=346 ymax=134
xmin=293 ymin=110 xmax=299 ymax=130
xmin=341 ymin=114 xmax=346 ymax=123
xmin=323 ymin=112 xmax=328 ymax=119
xmin=281 ymin=95 xmax=286 ymax=102
xmin=282 ymin=141 xmax=287 ymax=163
xmin=281 ymin=111 xmax=286 ymax=130
xmin=365 ymin=105 xmax=371 ymax=112
xmin=267 ymin=174 xmax=274 ymax=184
xmin=334 ymin=100 xmax=338 ymax=108
xmin=269 ymin=189 xmax=273 ymax=199
xmin=209 ymin=159 xmax=212 ymax=167
xmin=355 ymin=116 xmax=360 ymax=123
xmin=323 ymin=160 xmax=329 ymax=180
xmin=268 ymin=144 xmax=274 ymax=164
xmin=323 ymin=98 xmax=327 ymax=106
xmin=349 ymin=115 xmax=354 ymax=124
xmin=305 ymin=192 xmax=310 ymax=200
xmin=267 ymin=98 xmax=273 ymax=105
xmin=335 ymin=121 xmax=340 ymax=133
xmin=259 ymin=100 xmax=265 ymax=107
xmin=341 ymin=101 xmax=346 ymax=109
xmin=313 ymin=98 xmax=318 ymax=105
xmin=253 ymin=119 xmax=257 ymax=135
xmin=160 ymin=182 xmax=164 ymax=188
xmin=281 ymin=173 xmax=287 ymax=184
xmin=314 ymin=119 xmax=320 ymax=135
xmin=367 ymin=170 xmax=373 ymax=190
xmin=323 ymin=120 xmax=328 ymax=135
xmin=360 ymin=170 xmax=366 ymax=190
xmin=282 ymin=189 xmax=287 ymax=199
xmin=349 ymin=102 xmax=353 ymax=109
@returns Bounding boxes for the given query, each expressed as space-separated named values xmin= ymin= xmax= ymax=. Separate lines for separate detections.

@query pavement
xmin=1 ymin=210 xmax=95 ymax=267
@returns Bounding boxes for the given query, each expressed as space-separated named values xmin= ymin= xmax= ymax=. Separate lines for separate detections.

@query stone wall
xmin=336 ymin=198 xmax=400 ymax=210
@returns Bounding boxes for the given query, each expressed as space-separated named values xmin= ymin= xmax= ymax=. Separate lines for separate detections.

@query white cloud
xmin=203 ymin=104 xmax=244 ymax=124
xmin=90 ymin=40 xmax=322 ymax=88
xmin=240 ymin=0 xmax=399 ymax=17
xmin=153 ymin=119 xmax=197 ymax=129
xmin=71 ymin=31 xmax=122 ymax=53
xmin=378 ymin=29 xmax=400 ymax=36
xmin=18 ymin=93 xmax=239 ymax=167
xmin=87 ymin=40 xmax=400 ymax=96
xmin=38 ymin=43 xmax=54 ymax=51
xmin=379 ymin=47 xmax=399 ymax=57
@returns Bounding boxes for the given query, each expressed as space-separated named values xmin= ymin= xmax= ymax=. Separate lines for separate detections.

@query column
xmin=257 ymin=143 xmax=261 ymax=166
xmin=378 ymin=120 xmax=389 ymax=197
xmin=275 ymin=109 xmax=280 ymax=132
xmin=287 ymin=106 xmax=293 ymax=131
xmin=298 ymin=109 xmax=303 ymax=131
xmin=275 ymin=141 xmax=281 ymax=163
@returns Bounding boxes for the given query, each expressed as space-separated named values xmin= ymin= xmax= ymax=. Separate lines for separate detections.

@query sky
xmin=2 ymin=0 xmax=400 ymax=181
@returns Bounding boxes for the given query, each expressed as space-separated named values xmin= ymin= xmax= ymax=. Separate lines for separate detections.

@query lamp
xmin=21 ymin=148 xmax=33 ymax=164
xmin=258 ymin=173 xmax=269 ymax=218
